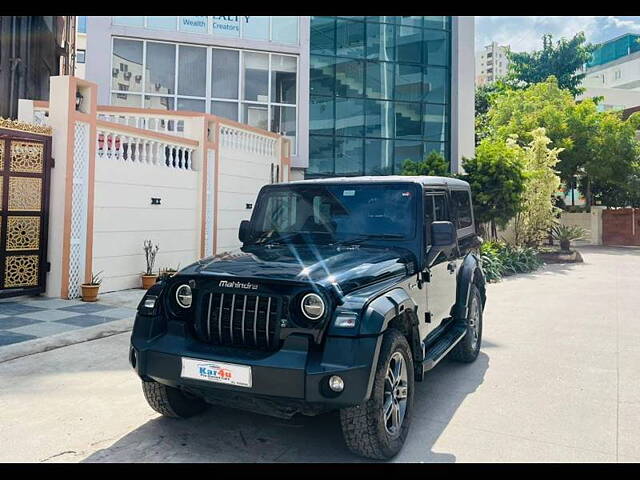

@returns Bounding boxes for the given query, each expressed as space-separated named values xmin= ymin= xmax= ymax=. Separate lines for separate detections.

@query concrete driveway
xmin=0 ymin=246 xmax=638 ymax=462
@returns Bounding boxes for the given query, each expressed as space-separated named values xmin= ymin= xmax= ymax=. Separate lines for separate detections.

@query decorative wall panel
xmin=6 ymin=216 xmax=40 ymax=251
xmin=4 ymin=255 xmax=39 ymax=288
xmin=8 ymin=177 xmax=42 ymax=211
xmin=10 ymin=141 xmax=44 ymax=173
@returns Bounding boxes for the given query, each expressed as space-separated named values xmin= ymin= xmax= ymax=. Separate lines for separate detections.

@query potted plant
xmin=80 ymin=271 xmax=103 ymax=302
xmin=552 ymin=224 xmax=587 ymax=252
xmin=142 ymin=240 xmax=159 ymax=289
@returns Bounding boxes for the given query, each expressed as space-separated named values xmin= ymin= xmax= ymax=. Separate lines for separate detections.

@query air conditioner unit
xmin=135 ymin=75 xmax=142 ymax=83
xmin=112 ymin=68 xmax=119 ymax=77
xmin=124 ymin=71 xmax=132 ymax=80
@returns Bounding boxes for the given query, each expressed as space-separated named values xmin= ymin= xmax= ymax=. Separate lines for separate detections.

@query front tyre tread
xmin=142 ymin=380 xmax=208 ymax=419
xmin=340 ymin=329 xmax=414 ymax=460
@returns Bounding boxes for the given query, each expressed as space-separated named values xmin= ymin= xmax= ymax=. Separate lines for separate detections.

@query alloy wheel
xmin=383 ymin=351 xmax=409 ymax=437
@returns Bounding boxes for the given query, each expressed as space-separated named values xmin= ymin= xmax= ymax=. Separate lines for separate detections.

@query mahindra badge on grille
xmin=218 ymin=280 xmax=259 ymax=290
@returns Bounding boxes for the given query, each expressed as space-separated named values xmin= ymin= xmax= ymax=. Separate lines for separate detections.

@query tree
xmin=485 ymin=77 xmax=640 ymax=207
xmin=513 ymin=128 xmax=563 ymax=247
xmin=487 ymin=77 xmax=574 ymax=151
xmin=401 ymin=150 xmax=451 ymax=177
xmin=475 ymin=81 xmax=508 ymax=145
xmin=506 ymin=33 xmax=595 ymax=97
xmin=461 ymin=137 xmax=526 ymax=239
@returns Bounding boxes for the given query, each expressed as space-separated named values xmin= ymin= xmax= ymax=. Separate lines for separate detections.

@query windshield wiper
xmin=253 ymin=231 xmax=333 ymax=246
xmin=334 ymin=233 xmax=405 ymax=246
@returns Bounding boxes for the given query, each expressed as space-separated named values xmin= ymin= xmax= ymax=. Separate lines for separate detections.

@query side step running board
xmin=422 ymin=325 xmax=466 ymax=372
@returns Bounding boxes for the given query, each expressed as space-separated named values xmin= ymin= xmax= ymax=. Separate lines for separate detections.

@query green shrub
xmin=480 ymin=241 xmax=544 ymax=282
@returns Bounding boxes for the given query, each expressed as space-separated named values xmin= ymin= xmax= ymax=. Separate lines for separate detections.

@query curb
xmin=0 ymin=317 xmax=134 ymax=364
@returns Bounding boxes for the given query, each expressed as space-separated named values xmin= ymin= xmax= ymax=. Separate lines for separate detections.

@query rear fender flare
xmin=454 ymin=253 xmax=486 ymax=320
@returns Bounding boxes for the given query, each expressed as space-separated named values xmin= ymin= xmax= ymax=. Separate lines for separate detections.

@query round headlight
xmin=301 ymin=293 xmax=325 ymax=321
xmin=175 ymin=284 xmax=192 ymax=309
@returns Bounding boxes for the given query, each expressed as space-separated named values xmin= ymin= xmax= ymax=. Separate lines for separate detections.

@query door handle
xmin=447 ymin=262 xmax=456 ymax=273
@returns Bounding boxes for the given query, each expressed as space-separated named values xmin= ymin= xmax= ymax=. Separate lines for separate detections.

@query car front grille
xmin=195 ymin=292 xmax=282 ymax=350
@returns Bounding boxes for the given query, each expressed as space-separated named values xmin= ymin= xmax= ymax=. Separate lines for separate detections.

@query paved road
xmin=1 ymin=246 xmax=638 ymax=462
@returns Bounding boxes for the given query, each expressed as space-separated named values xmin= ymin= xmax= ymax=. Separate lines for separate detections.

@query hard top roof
xmin=282 ymin=175 xmax=470 ymax=189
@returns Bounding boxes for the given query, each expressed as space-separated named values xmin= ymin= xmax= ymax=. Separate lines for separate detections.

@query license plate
xmin=181 ymin=357 xmax=252 ymax=388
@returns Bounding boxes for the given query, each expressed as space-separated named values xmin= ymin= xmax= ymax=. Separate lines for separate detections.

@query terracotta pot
xmin=81 ymin=284 xmax=100 ymax=302
xmin=141 ymin=274 xmax=157 ymax=290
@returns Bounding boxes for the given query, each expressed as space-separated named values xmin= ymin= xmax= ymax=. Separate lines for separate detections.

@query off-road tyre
xmin=451 ymin=284 xmax=483 ymax=363
xmin=339 ymin=329 xmax=415 ymax=460
xmin=141 ymin=380 xmax=208 ymax=418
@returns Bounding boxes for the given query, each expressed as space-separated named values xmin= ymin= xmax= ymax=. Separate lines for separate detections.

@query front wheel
xmin=451 ymin=284 xmax=483 ymax=363
xmin=339 ymin=329 xmax=414 ymax=460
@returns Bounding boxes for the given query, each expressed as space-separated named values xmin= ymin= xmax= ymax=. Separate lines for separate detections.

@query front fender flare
xmin=359 ymin=287 xmax=418 ymax=336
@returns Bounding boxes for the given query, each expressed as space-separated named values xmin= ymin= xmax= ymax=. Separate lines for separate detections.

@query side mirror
xmin=431 ymin=221 xmax=456 ymax=247
xmin=238 ymin=220 xmax=251 ymax=243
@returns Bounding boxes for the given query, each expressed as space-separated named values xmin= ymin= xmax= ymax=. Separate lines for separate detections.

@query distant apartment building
xmin=580 ymin=34 xmax=640 ymax=111
xmin=475 ymin=41 xmax=509 ymax=86
xmin=75 ymin=16 xmax=86 ymax=78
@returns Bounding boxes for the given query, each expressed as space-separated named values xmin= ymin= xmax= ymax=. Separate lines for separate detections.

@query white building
xmin=580 ymin=34 xmax=640 ymax=111
xmin=475 ymin=41 xmax=509 ymax=86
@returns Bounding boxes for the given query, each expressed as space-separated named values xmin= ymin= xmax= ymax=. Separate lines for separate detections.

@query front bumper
xmin=130 ymin=315 xmax=382 ymax=409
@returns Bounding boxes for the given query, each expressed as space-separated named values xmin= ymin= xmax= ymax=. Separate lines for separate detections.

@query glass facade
xmin=308 ymin=16 xmax=451 ymax=177
xmin=110 ymin=38 xmax=298 ymax=153
xmin=112 ymin=16 xmax=299 ymax=46
xmin=587 ymin=34 xmax=640 ymax=68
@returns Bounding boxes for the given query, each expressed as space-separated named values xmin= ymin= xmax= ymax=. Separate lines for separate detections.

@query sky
xmin=475 ymin=16 xmax=640 ymax=53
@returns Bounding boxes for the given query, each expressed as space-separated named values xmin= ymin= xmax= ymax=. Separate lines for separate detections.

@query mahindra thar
xmin=130 ymin=176 xmax=486 ymax=460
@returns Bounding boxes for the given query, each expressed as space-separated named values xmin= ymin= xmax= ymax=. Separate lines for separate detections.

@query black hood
xmin=180 ymin=244 xmax=415 ymax=295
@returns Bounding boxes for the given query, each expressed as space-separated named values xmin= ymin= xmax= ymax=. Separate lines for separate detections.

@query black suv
xmin=130 ymin=176 xmax=486 ymax=460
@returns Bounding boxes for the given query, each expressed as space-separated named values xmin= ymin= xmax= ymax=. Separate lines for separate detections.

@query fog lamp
xmin=329 ymin=375 xmax=344 ymax=392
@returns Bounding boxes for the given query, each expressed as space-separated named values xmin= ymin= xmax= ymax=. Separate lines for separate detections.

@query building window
xmin=77 ymin=16 xmax=87 ymax=34
xmin=77 ymin=49 xmax=86 ymax=64
xmin=110 ymin=38 xmax=299 ymax=154
xmin=308 ymin=16 xmax=451 ymax=178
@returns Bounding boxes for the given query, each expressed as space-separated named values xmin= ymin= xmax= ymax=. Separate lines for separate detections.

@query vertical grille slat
xmin=241 ymin=295 xmax=247 ymax=344
xmin=196 ymin=290 xmax=281 ymax=351
xmin=253 ymin=296 xmax=259 ymax=347
xmin=229 ymin=294 xmax=236 ymax=344
xmin=206 ymin=293 xmax=213 ymax=341
xmin=217 ymin=293 xmax=225 ymax=343
xmin=265 ymin=297 xmax=272 ymax=348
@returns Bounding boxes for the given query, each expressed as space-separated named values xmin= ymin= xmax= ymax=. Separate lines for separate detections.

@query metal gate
xmin=602 ymin=208 xmax=640 ymax=246
xmin=0 ymin=126 xmax=52 ymax=298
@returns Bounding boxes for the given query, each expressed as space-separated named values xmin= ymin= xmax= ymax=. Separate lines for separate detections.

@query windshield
xmin=249 ymin=184 xmax=417 ymax=245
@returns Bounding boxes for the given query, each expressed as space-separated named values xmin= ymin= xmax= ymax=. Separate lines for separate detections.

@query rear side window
xmin=451 ymin=190 xmax=473 ymax=229
xmin=425 ymin=194 xmax=448 ymax=224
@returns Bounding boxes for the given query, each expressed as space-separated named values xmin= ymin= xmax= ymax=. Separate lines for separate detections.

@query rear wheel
xmin=451 ymin=284 xmax=483 ymax=363
xmin=141 ymin=380 xmax=208 ymax=418
xmin=339 ymin=329 xmax=414 ymax=460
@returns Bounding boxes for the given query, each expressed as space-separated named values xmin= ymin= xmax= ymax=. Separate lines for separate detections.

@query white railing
xmin=218 ymin=124 xmax=278 ymax=157
xmin=96 ymin=122 xmax=197 ymax=170
xmin=97 ymin=111 xmax=186 ymax=137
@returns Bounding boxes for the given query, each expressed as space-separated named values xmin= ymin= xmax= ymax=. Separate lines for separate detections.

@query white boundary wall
xmin=93 ymin=161 xmax=200 ymax=292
